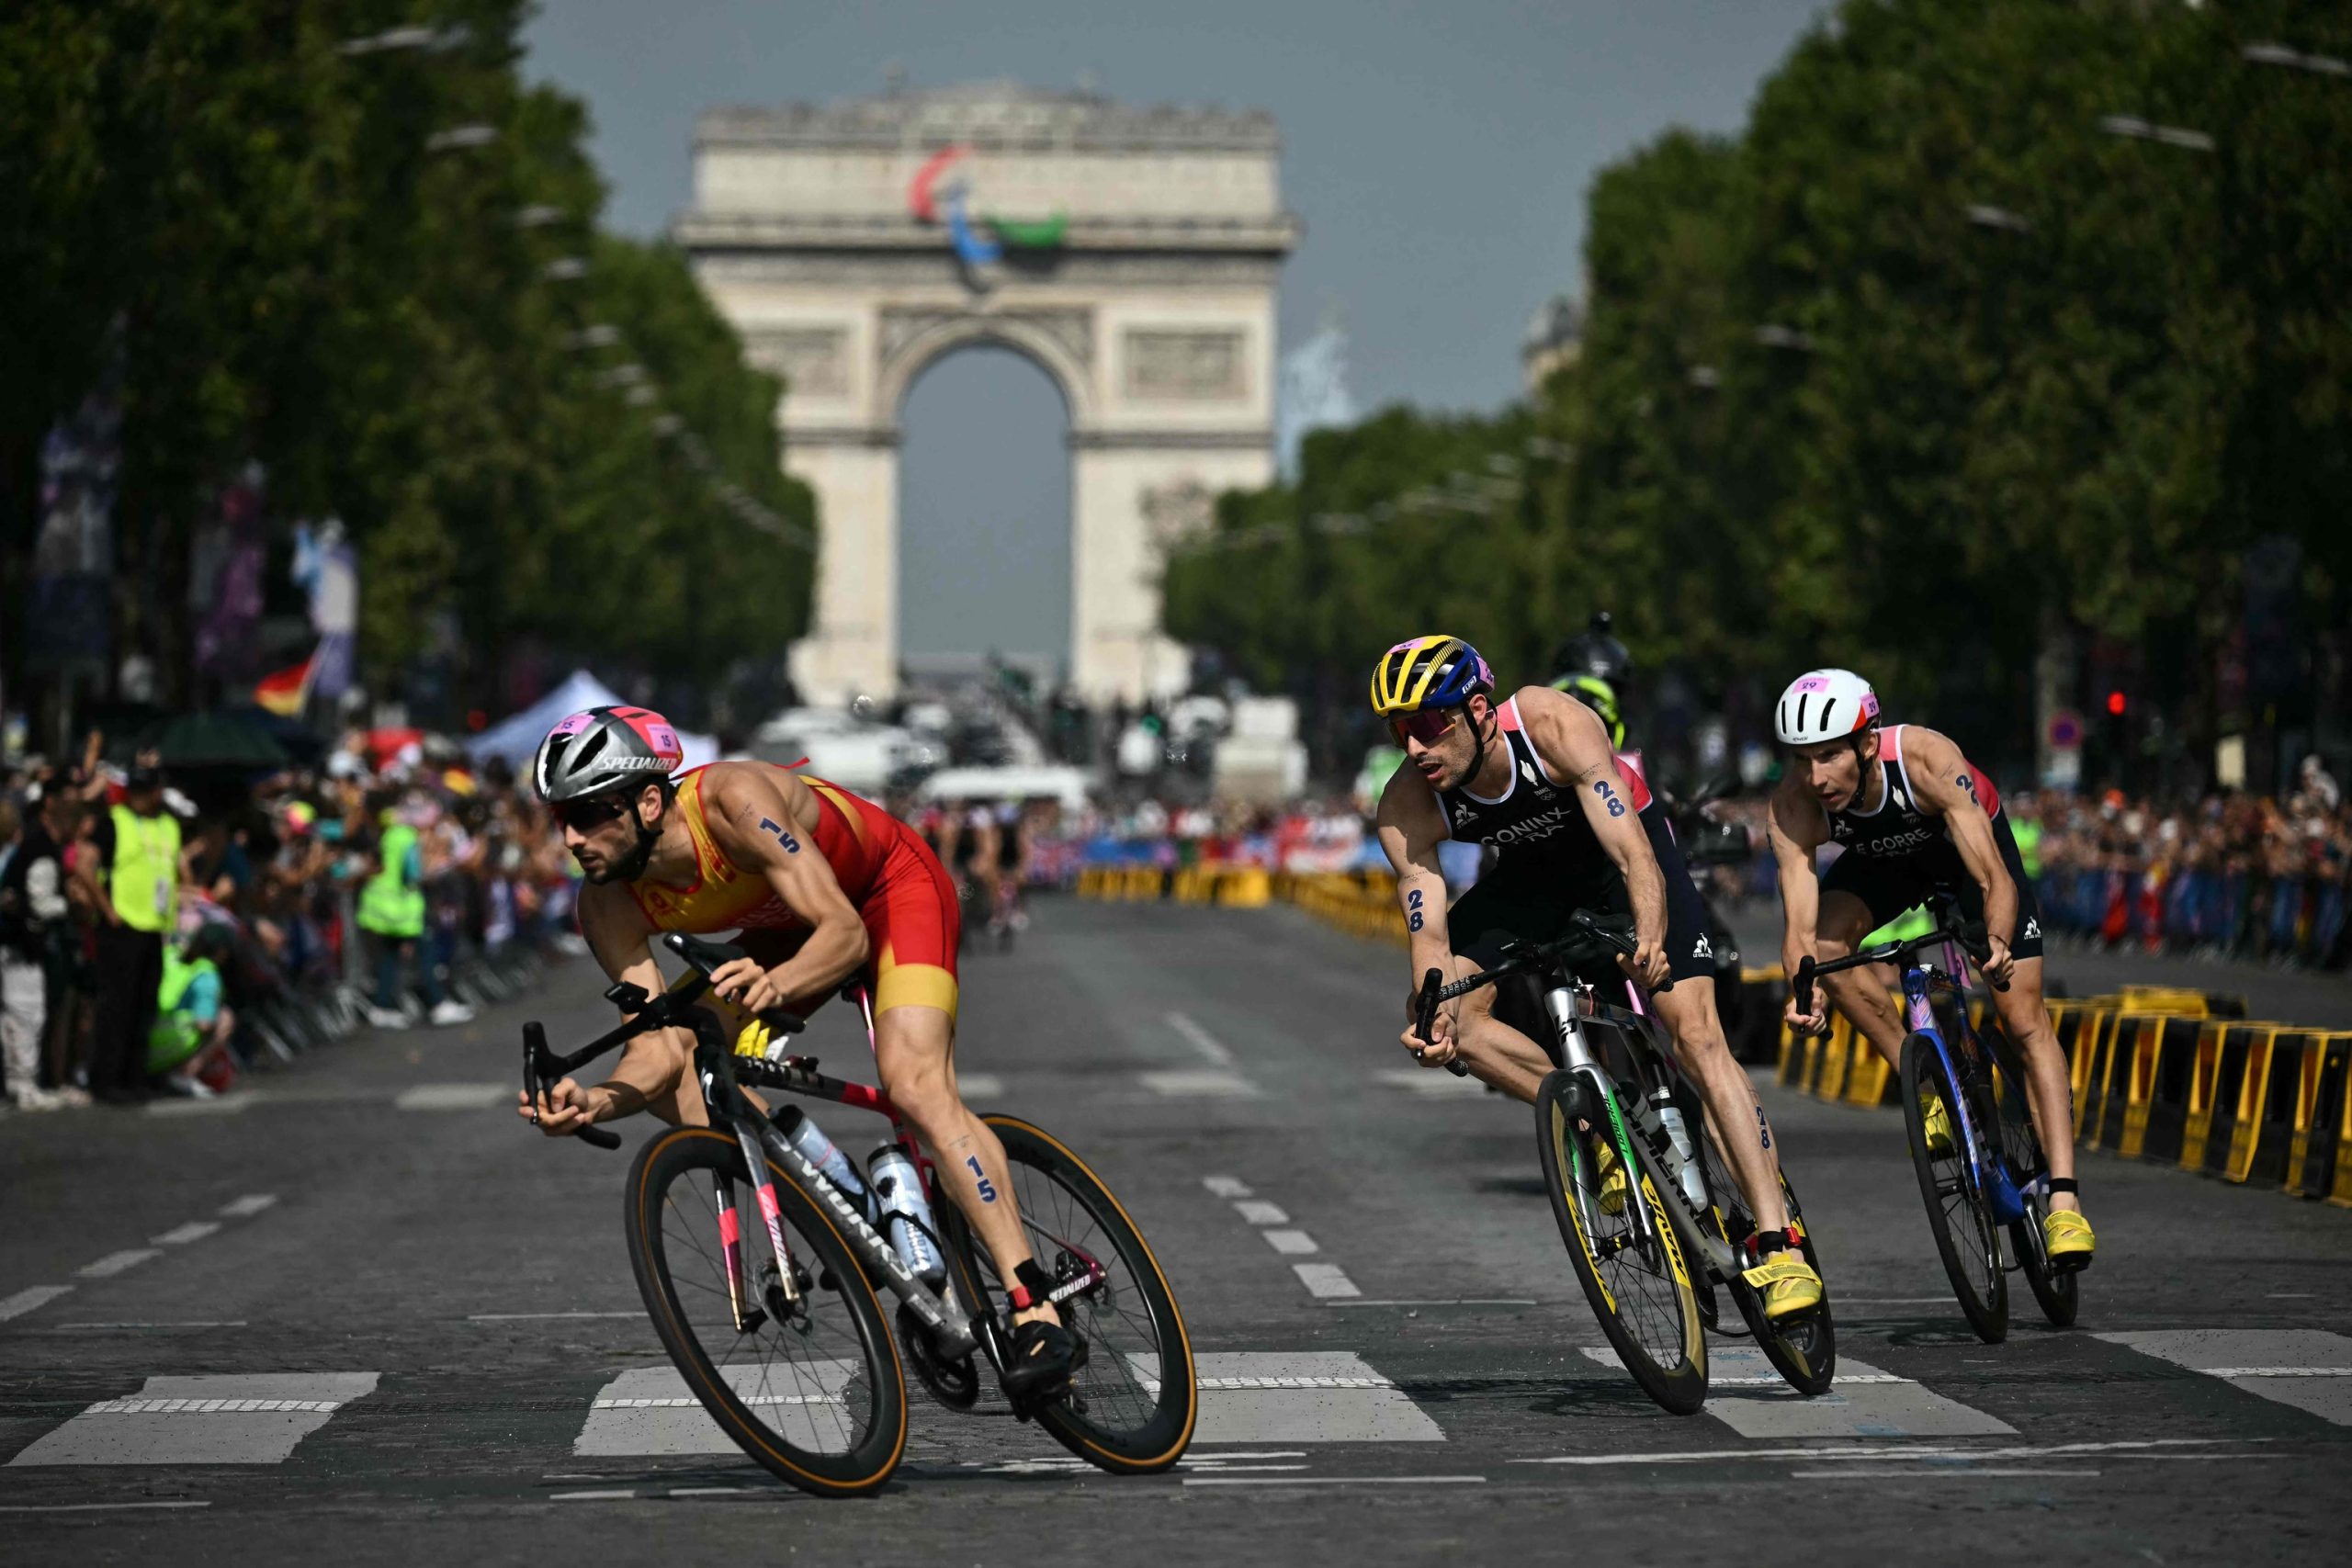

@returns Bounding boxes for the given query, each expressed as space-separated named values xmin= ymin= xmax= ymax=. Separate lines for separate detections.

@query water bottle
xmin=1651 ymin=1089 xmax=1708 ymax=1214
xmin=865 ymin=1145 xmax=945 ymax=1286
xmin=773 ymin=1105 xmax=871 ymax=1219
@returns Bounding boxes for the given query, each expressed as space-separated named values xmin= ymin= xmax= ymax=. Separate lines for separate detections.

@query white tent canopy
xmin=469 ymin=670 xmax=720 ymax=772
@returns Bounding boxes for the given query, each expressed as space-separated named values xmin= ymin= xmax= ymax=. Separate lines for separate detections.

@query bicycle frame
xmin=1898 ymin=944 xmax=2030 ymax=1230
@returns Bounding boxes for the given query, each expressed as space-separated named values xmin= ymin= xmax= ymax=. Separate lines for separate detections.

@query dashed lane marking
xmin=956 ymin=1073 xmax=1004 ymax=1100
xmin=152 ymin=1222 xmax=220 ymax=1246
xmin=219 ymin=1194 xmax=277 ymax=1218
xmin=1232 ymin=1201 xmax=1290 ymax=1225
xmin=6 ymin=1373 xmax=379 ymax=1467
xmin=1291 ymin=1263 xmax=1362 ymax=1300
xmin=1203 ymin=1176 xmax=1253 ymax=1199
xmin=0 ymin=1501 xmax=211 ymax=1513
xmin=468 ymin=1311 xmax=644 ymax=1323
xmin=1507 ymin=1437 xmax=2259 ymax=1468
xmin=2099 ymin=1330 xmax=2352 ymax=1427
xmin=1324 ymin=1299 xmax=1538 ymax=1310
xmin=574 ymin=1363 xmax=859 ymax=1456
xmin=77 ymin=1250 xmax=161 ymax=1280
xmin=1374 ymin=1069 xmax=1488 ymax=1097
xmin=1167 ymin=1011 xmax=1237 ymax=1067
xmin=1262 ymin=1230 xmax=1320 ymax=1256
xmin=393 ymin=1082 xmax=510 ymax=1111
xmin=1184 ymin=1475 xmax=1485 ymax=1487
xmin=1139 ymin=1069 xmax=1261 ymax=1098
xmin=1193 ymin=1353 xmax=1443 ymax=1444
xmin=0 ymin=1286 xmax=73 ymax=1323
xmin=1620 ymin=1345 xmax=2016 ymax=1440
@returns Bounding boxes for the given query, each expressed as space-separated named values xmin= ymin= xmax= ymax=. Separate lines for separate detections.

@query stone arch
xmin=680 ymin=83 xmax=1297 ymax=703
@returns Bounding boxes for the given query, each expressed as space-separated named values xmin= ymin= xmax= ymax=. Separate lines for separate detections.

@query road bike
xmin=523 ymin=931 xmax=1197 ymax=1495
xmin=1415 ymin=909 xmax=1835 ymax=1415
xmin=1793 ymin=910 xmax=2080 ymax=1343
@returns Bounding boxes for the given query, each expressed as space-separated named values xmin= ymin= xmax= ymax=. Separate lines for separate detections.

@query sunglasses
xmin=551 ymin=794 xmax=632 ymax=832
xmin=1390 ymin=709 xmax=1460 ymax=747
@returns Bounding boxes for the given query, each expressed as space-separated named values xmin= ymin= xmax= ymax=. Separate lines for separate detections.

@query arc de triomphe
xmin=676 ymin=83 xmax=1298 ymax=705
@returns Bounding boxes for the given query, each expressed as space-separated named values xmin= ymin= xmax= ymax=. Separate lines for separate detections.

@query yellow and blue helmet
xmin=1370 ymin=635 xmax=1494 ymax=716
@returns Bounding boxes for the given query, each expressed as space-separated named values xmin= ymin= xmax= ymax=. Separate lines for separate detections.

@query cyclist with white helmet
xmin=1370 ymin=636 xmax=1824 ymax=1320
xmin=1764 ymin=670 xmax=2092 ymax=1267
xmin=514 ymin=705 xmax=1085 ymax=1399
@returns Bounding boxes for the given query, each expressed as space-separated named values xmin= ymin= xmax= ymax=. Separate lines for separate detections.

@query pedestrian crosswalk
xmin=3 ymin=1335 xmax=2346 ymax=1472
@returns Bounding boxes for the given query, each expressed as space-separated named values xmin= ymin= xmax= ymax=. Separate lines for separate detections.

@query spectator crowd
xmin=0 ymin=728 xmax=580 ymax=1112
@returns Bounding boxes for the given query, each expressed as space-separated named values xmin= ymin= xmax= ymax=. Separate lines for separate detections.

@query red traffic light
xmin=2106 ymin=690 xmax=2127 ymax=716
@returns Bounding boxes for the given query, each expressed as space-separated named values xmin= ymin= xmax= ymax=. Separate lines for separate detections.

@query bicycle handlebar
xmin=519 ymin=931 xmax=808 ymax=1153
xmin=1790 ymin=914 xmax=2008 ymax=1022
xmin=1412 ymin=967 xmax=1469 ymax=1077
xmin=1432 ymin=908 xmax=1674 ymax=1008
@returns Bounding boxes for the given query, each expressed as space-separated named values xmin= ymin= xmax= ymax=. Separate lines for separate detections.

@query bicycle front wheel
xmin=1900 ymin=1034 xmax=2008 ymax=1343
xmin=624 ymin=1125 xmax=908 ymax=1496
xmin=1534 ymin=1070 xmax=1708 ymax=1415
xmin=938 ymin=1115 xmax=1197 ymax=1473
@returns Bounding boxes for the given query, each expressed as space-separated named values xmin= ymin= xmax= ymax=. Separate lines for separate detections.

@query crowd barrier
xmin=1080 ymin=863 xmax=2352 ymax=1209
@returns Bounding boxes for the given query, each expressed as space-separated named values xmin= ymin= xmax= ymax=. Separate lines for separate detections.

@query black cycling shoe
xmin=999 ymin=1316 xmax=1088 ymax=1405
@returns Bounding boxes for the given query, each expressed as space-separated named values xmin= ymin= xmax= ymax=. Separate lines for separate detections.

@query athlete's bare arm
xmin=1765 ymin=781 xmax=1831 ymax=1031
xmin=516 ymin=884 xmax=702 ymax=1136
xmin=1894 ymin=727 xmax=2019 ymax=982
xmin=699 ymin=761 xmax=872 ymax=1013
xmin=1516 ymin=685 xmax=1670 ymax=989
xmin=1374 ymin=762 xmax=1458 ymax=1056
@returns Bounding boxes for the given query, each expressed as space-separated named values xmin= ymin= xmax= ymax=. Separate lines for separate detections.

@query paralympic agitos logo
xmin=908 ymin=145 xmax=1069 ymax=271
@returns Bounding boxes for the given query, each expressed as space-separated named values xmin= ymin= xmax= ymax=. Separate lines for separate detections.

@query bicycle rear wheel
xmin=937 ymin=1115 xmax=1196 ymax=1473
xmin=1899 ymin=1034 xmax=2008 ymax=1343
xmin=1534 ymin=1070 xmax=1708 ymax=1415
xmin=1984 ymin=1030 xmax=2079 ymax=1328
xmin=624 ymin=1125 xmax=908 ymax=1496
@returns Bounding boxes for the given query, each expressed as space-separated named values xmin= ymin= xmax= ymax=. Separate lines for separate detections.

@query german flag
xmin=254 ymin=650 xmax=316 ymax=717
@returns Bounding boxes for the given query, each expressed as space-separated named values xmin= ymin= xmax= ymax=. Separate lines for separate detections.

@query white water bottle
xmin=1652 ymin=1090 xmax=1709 ymax=1214
xmin=865 ymin=1145 xmax=945 ymax=1286
xmin=774 ymin=1105 xmax=871 ymax=1218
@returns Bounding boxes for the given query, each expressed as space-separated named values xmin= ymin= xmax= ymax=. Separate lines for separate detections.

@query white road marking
xmin=1203 ymin=1176 xmax=1254 ymax=1198
xmin=1167 ymin=1010 xmax=1237 ymax=1067
xmin=1792 ymin=1467 xmax=2101 ymax=1479
xmin=1232 ymin=1200 xmax=1290 ymax=1225
xmin=1262 ymin=1230 xmax=1320 ymax=1256
xmin=153 ymin=1222 xmax=220 ymax=1246
xmin=0 ymin=1501 xmax=211 ymax=1512
xmin=1193 ymin=1352 xmax=1443 ymax=1444
xmin=7 ymin=1372 xmax=379 ymax=1467
xmin=468 ymin=1311 xmax=644 ymax=1322
xmin=146 ymin=1096 xmax=251 ymax=1117
xmin=1325 ymin=1299 xmax=1538 ymax=1309
xmin=574 ymin=1363 xmax=860 ymax=1455
xmin=1663 ymin=1345 xmax=2015 ymax=1439
xmin=1293 ymin=1263 xmax=1362 ymax=1300
xmin=1184 ymin=1475 xmax=1486 ymax=1487
xmin=1507 ymin=1437 xmax=2259 ymax=1467
xmin=53 ymin=1322 xmax=248 ymax=1332
xmin=77 ymin=1250 xmax=161 ymax=1280
xmin=0 ymin=1285 xmax=73 ymax=1322
xmin=667 ymin=1486 xmax=758 ymax=1496
xmin=393 ymin=1082 xmax=509 ymax=1111
xmin=956 ymin=1073 xmax=1004 ymax=1100
xmin=1139 ymin=1069 xmax=1261 ymax=1098
xmin=552 ymin=1490 xmax=637 ymax=1501
xmin=2099 ymin=1329 xmax=2352 ymax=1427
xmin=219 ymin=1194 xmax=277 ymax=1218
xmin=1374 ymin=1069 xmax=1489 ymax=1096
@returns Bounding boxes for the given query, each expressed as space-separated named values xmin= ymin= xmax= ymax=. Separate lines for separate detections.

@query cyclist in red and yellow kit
xmin=514 ymin=705 xmax=1080 ymax=1398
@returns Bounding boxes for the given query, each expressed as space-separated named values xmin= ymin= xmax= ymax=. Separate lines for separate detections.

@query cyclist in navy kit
xmin=1371 ymin=635 xmax=1823 ymax=1319
xmin=1764 ymin=669 xmax=2092 ymax=1267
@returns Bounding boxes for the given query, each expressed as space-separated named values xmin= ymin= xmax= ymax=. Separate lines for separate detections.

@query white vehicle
xmin=751 ymin=709 xmax=940 ymax=794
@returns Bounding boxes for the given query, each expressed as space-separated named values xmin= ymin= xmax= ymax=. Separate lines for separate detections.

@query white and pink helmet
xmin=1774 ymin=669 xmax=1879 ymax=746
xmin=531 ymin=705 xmax=684 ymax=802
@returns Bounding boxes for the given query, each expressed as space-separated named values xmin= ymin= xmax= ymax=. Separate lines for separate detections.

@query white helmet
xmin=1775 ymin=669 xmax=1880 ymax=746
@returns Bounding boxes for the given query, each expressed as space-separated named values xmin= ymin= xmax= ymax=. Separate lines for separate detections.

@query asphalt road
xmin=4 ymin=897 xmax=2348 ymax=1563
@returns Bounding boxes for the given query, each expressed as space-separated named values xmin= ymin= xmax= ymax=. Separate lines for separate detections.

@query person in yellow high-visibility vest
xmin=89 ymin=763 xmax=182 ymax=1105
xmin=356 ymin=795 xmax=470 ymax=1027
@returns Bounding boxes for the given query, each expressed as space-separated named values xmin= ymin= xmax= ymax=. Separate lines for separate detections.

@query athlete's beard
xmin=588 ymin=802 xmax=662 ymax=885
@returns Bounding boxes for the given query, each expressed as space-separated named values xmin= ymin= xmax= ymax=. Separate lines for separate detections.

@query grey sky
xmin=523 ymin=0 xmax=1827 ymax=660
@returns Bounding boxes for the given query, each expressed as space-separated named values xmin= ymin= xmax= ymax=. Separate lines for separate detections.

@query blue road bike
xmin=1794 ymin=909 xmax=2079 ymax=1343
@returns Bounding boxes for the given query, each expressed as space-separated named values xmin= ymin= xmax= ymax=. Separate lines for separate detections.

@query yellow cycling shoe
xmin=1742 ymin=1254 xmax=1825 ymax=1321
xmin=2043 ymin=1209 xmax=2096 ymax=1269
xmin=1918 ymin=1093 xmax=1957 ymax=1157
xmin=1591 ymin=1138 xmax=1630 ymax=1216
